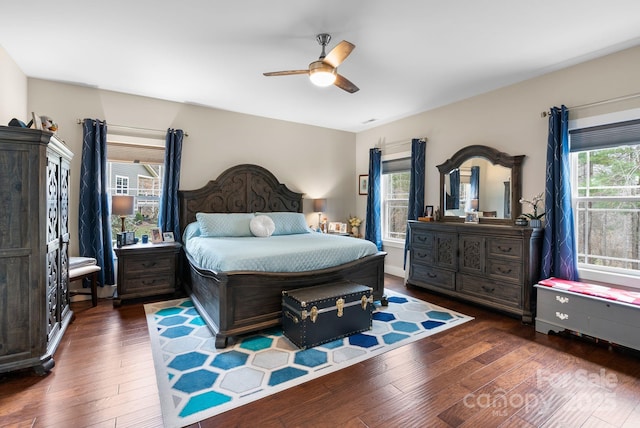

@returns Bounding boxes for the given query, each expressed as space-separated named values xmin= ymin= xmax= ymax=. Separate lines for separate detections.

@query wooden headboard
xmin=178 ymin=164 xmax=303 ymax=234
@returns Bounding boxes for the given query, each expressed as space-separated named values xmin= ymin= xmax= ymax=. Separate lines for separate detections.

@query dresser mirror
xmin=436 ymin=145 xmax=524 ymax=224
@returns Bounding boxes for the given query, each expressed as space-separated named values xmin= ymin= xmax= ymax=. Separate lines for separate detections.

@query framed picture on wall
xmin=358 ymin=175 xmax=368 ymax=195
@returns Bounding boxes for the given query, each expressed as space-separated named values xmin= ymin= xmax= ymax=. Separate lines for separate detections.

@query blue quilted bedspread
xmin=183 ymin=223 xmax=378 ymax=273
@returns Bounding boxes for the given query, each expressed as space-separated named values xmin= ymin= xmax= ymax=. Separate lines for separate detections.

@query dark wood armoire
xmin=0 ymin=126 xmax=74 ymax=374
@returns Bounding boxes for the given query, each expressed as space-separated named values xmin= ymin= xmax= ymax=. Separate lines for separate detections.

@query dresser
xmin=407 ymin=221 xmax=542 ymax=322
xmin=113 ymin=242 xmax=182 ymax=305
xmin=0 ymin=126 xmax=73 ymax=374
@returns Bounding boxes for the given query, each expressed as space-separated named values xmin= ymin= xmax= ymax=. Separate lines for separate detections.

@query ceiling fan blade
xmin=334 ymin=74 xmax=359 ymax=93
xmin=263 ymin=70 xmax=309 ymax=76
xmin=322 ymin=41 xmax=355 ymax=68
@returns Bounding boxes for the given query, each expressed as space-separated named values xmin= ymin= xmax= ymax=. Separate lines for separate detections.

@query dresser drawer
xmin=487 ymin=259 xmax=522 ymax=283
xmin=410 ymin=247 xmax=434 ymax=265
xmin=458 ymin=275 xmax=521 ymax=307
xmin=409 ymin=264 xmax=455 ymax=291
xmin=411 ymin=231 xmax=433 ymax=248
xmin=488 ymin=238 xmax=522 ymax=259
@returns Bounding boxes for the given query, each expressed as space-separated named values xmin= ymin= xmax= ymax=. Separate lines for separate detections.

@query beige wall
xmin=27 ymin=80 xmax=357 ymax=256
xmin=0 ymin=45 xmax=27 ymax=125
xmin=12 ymin=44 xmax=640 ymax=276
xmin=356 ymin=45 xmax=640 ymax=276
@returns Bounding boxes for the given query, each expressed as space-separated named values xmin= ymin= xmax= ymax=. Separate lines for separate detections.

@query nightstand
xmin=113 ymin=241 xmax=182 ymax=306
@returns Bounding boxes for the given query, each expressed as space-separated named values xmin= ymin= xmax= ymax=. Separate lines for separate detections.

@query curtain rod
xmin=540 ymin=92 xmax=640 ymax=118
xmin=76 ymin=119 xmax=188 ymax=137
xmin=375 ymin=137 xmax=427 ymax=149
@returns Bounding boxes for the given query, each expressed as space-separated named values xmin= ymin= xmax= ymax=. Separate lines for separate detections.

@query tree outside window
xmin=573 ymin=144 xmax=640 ymax=275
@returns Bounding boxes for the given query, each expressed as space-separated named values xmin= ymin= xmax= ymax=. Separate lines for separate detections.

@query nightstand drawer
xmin=121 ymin=275 xmax=174 ymax=292
xmin=122 ymin=256 xmax=175 ymax=275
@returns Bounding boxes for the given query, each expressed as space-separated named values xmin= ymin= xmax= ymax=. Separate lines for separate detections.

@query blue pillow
xmin=256 ymin=212 xmax=310 ymax=235
xmin=195 ymin=213 xmax=254 ymax=237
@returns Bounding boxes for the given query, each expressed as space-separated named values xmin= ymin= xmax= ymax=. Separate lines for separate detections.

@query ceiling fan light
xmin=310 ymin=71 xmax=336 ymax=87
xmin=309 ymin=61 xmax=336 ymax=87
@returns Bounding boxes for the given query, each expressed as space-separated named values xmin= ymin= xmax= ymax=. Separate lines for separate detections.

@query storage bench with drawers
xmin=535 ymin=277 xmax=640 ymax=351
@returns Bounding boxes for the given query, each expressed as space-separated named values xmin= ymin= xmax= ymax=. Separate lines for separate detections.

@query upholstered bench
xmin=69 ymin=257 xmax=101 ymax=307
xmin=535 ymin=277 xmax=640 ymax=351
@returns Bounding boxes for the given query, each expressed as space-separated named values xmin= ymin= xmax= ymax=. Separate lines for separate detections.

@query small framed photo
xmin=150 ymin=228 xmax=163 ymax=243
xmin=424 ymin=205 xmax=434 ymax=217
xmin=328 ymin=222 xmax=340 ymax=233
xmin=31 ymin=112 xmax=42 ymax=130
xmin=338 ymin=223 xmax=348 ymax=234
xmin=162 ymin=231 xmax=175 ymax=242
xmin=358 ymin=174 xmax=368 ymax=195
xmin=465 ymin=211 xmax=479 ymax=224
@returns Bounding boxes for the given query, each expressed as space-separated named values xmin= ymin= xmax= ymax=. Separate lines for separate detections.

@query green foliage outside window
xmin=575 ymin=144 xmax=640 ymax=272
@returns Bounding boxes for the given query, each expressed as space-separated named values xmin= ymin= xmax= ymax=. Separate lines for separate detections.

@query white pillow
xmin=250 ymin=215 xmax=276 ymax=237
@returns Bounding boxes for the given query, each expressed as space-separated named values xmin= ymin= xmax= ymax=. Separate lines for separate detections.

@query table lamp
xmin=313 ymin=198 xmax=327 ymax=230
xmin=112 ymin=195 xmax=134 ymax=232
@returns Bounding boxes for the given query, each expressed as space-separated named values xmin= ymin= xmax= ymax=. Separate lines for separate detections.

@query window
xmin=115 ymin=175 xmax=129 ymax=194
xmin=569 ymin=116 xmax=640 ymax=286
xmin=107 ymin=138 xmax=165 ymax=239
xmin=381 ymin=156 xmax=411 ymax=242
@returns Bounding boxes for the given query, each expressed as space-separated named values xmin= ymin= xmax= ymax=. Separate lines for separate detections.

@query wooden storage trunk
xmin=282 ymin=281 xmax=374 ymax=349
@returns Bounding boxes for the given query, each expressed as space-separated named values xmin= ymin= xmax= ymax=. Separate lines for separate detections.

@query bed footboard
xmin=184 ymin=251 xmax=386 ymax=348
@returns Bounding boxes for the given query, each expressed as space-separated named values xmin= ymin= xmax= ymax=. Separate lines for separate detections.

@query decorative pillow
xmin=250 ymin=215 xmax=276 ymax=237
xmin=257 ymin=212 xmax=310 ymax=235
xmin=195 ymin=212 xmax=254 ymax=237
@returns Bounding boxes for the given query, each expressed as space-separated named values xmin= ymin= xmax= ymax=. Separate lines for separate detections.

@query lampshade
xmin=313 ymin=198 xmax=327 ymax=212
xmin=112 ymin=195 xmax=134 ymax=216
xmin=309 ymin=61 xmax=336 ymax=87
xmin=471 ymin=199 xmax=479 ymax=211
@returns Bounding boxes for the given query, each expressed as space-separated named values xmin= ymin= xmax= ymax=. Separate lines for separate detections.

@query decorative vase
xmin=351 ymin=226 xmax=359 ymax=237
xmin=529 ymin=219 xmax=542 ymax=228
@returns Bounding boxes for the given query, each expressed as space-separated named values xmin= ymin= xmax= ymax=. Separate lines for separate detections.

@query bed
xmin=178 ymin=164 xmax=386 ymax=348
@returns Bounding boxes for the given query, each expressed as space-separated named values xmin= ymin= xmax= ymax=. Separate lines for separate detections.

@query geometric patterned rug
xmin=144 ymin=289 xmax=473 ymax=427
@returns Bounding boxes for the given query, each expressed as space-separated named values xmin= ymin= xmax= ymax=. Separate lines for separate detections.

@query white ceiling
xmin=2 ymin=1 xmax=640 ymax=132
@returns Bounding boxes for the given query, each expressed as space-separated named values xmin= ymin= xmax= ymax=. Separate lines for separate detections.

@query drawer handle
xmin=481 ymin=285 xmax=495 ymax=293
xmin=497 ymin=267 xmax=512 ymax=274
xmin=555 ymin=311 xmax=569 ymax=320
xmin=556 ymin=296 xmax=569 ymax=304
xmin=497 ymin=246 xmax=512 ymax=253
xmin=417 ymin=236 xmax=428 ymax=242
xmin=427 ymin=272 xmax=437 ymax=278
xmin=417 ymin=252 xmax=428 ymax=258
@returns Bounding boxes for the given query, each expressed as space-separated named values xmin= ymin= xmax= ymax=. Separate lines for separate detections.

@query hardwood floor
xmin=2 ymin=274 xmax=639 ymax=427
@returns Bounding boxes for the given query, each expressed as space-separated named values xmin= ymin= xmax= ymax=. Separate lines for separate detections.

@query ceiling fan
xmin=263 ymin=33 xmax=359 ymax=93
